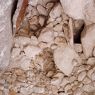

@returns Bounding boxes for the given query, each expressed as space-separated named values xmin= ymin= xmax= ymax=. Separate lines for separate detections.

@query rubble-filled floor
xmin=0 ymin=0 xmax=95 ymax=95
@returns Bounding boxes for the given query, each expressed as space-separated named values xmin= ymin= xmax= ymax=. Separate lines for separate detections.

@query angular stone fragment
xmin=87 ymin=57 xmax=95 ymax=65
xmin=74 ymin=44 xmax=82 ymax=53
xmin=31 ymin=86 xmax=45 ymax=94
xmin=24 ymin=45 xmax=42 ymax=59
xmin=39 ymin=16 xmax=45 ymax=26
xmin=14 ymin=36 xmax=31 ymax=47
xmin=78 ymin=71 xmax=86 ymax=81
xmin=29 ymin=0 xmax=39 ymax=6
xmin=37 ymin=4 xmax=48 ymax=16
xmin=50 ymin=3 xmax=63 ymax=19
xmin=82 ymin=83 xmax=95 ymax=92
xmin=91 ymin=71 xmax=95 ymax=81
xmin=11 ymin=48 xmax=21 ymax=58
xmin=20 ymin=56 xmax=31 ymax=70
xmin=54 ymin=45 xmax=81 ymax=76
xmin=81 ymin=24 xmax=95 ymax=58
xmin=38 ymin=28 xmax=54 ymax=43
xmin=51 ymin=73 xmax=64 ymax=86
xmin=30 ymin=36 xmax=39 ymax=45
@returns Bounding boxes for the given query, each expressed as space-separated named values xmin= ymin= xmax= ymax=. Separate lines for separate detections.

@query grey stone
xmin=0 ymin=0 xmax=14 ymax=70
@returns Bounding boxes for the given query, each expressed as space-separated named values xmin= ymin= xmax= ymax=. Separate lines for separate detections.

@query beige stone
xmin=87 ymin=57 xmax=95 ymax=65
xmin=24 ymin=45 xmax=42 ymax=59
xmin=39 ymin=16 xmax=45 ymax=26
xmin=91 ymin=71 xmax=95 ymax=81
xmin=74 ymin=44 xmax=82 ymax=53
xmin=37 ymin=5 xmax=48 ymax=16
xmin=30 ymin=36 xmax=39 ymax=45
xmin=38 ymin=29 xmax=54 ymax=43
xmin=81 ymin=24 xmax=95 ymax=58
xmin=78 ymin=71 xmax=86 ymax=81
xmin=83 ymin=77 xmax=91 ymax=84
xmin=54 ymin=45 xmax=81 ymax=76
xmin=11 ymin=48 xmax=21 ymax=58
xmin=50 ymin=3 xmax=62 ymax=19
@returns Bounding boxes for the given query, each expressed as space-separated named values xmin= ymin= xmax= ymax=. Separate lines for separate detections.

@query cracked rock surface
xmin=0 ymin=0 xmax=95 ymax=95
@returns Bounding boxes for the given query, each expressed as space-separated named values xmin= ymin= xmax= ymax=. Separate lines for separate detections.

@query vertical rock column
xmin=0 ymin=0 xmax=14 ymax=70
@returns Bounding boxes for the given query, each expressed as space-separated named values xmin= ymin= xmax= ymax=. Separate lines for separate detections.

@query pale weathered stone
xmin=38 ymin=28 xmax=54 ymax=43
xmin=74 ymin=44 xmax=82 ymax=53
xmin=74 ymin=88 xmax=83 ymax=95
xmin=30 ymin=36 xmax=39 ymax=45
xmin=37 ymin=4 xmax=48 ymax=16
xmin=50 ymin=3 xmax=63 ymax=19
xmin=11 ymin=48 xmax=21 ymax=58
xmin=91 ymin=71 xmax=95 ymax=81
xmin=64 ymin=83 xmax=72 ymax=92
xmin=24 ymin=45 xmax=42 ymax=59
xmin=53 ymin=24 xmax=63 ymax=32
xmin=29 ymin=0 xmax=39 ymax=6
xmin=81 ymin=24 xmax=95 ymax=58
xmin=83 ymin=77 xmax=91 ymax=84
xmin=82 ymin=83 xmax=95 ymax=92
xmin=87 ymin=69 xmax=94 ymax=79
xmin=60 ymin=77 xmax=69 ymax=87
xmin=31 ymin=86 xmax=45 ymax=94
xmin=78 ymin=71 xmax=86 ymax=81
xmin=54 ymin=45 xmax=80 ymax=76
xmin=20 ymin=56 xmax=31 ymax=70
xmin=87 ymin=57 xmax=95 ymax=65
xmin=39 ymin=16 xmax=45 ymax=27
xmin=60 ymin=0 xmax=95 ymax=24
xmin=14 ymin=36 xmax=31 ymax=47
xmin=0 ymin=0 xmax=14 ymax=70
xmin=51 ymin=73 xmax=64 ymax=86
xmin=54 ymin=36 xmax=67 ymax=46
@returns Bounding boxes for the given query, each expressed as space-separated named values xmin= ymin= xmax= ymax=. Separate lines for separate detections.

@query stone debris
xmin=24 ymin=45 xmax=42 ymax=59
xmin=81 ymin=24 xmax=95 ymax=58
xmin=54 ymin=45 xmax=80 ymax=76
xmin=0 ymin=0 xmax=95 ymax=95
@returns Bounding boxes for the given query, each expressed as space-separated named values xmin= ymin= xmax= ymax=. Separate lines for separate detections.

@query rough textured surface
xmin=81 ymin=24 xmax=95 ymax=58
xmin=0 ymin=0 xmax=95 ymax=95
xmin=54 ymin=45 xmax=80 ymax=76
xmin=0 ymin=0 xmax=14 ymax=71
xmin=60 ymin=0 xmax=95 ymax=24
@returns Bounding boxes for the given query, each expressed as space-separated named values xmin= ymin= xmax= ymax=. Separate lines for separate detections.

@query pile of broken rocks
xmin=0 ymin=0 xmax=95 ymax=95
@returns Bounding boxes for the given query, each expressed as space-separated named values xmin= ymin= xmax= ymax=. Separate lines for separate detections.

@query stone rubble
xmin=0 ymin=0 xmax=95 ymax=95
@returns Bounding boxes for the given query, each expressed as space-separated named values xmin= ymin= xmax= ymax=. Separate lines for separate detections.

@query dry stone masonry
xmin=0 ymin=0 xmax=95 ymax=95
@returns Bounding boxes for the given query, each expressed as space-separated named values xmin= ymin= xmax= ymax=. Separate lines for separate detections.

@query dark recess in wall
xmin=74 ymin=23 xmax=85 ymax=43
xmin=11 ymin=0 xmax=18 ymax=33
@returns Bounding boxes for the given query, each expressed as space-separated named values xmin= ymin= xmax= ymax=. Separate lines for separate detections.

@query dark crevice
xmin=11 ymin=0 xmax=18 ymax=33
xmin=74 ymin=23 xmax=85 ymax=43
xmin=11 ymin=0 xmax=18 ymax=19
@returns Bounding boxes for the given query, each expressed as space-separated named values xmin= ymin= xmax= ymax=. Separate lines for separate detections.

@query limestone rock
xmin=11 ymin=48 xmax=21 ymax=58
xmin=0 ymin=0 xmax=14 ymax=70
xmin=14 ymin=36 xmax=31 ymax=47
xmin=74 ymin=44 xmax=82 ymax=53
xmin=50 ymin=3 xmax=63 ymax=19
xmin=38 ymin=28 xmax=54 ymax=43
xmin=24 ymin=45 xmax=42 ymax=59
xmin=60 ymin=0 xmax=95 ymax=24
xmin=81 ymin=24 xmax=95 ymax=58
xmin=54 ymin=45 xmax=81 ymax=76
xmin=78 ymin=71 xmax=86 ymax=81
